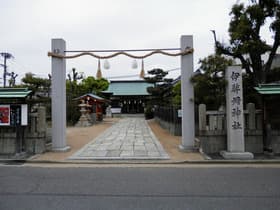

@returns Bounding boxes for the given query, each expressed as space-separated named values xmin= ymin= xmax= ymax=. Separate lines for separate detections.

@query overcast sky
xmin=0 ymin=0 xmax=272 ymax=83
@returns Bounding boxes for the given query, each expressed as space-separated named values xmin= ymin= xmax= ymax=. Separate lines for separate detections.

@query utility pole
xmin=0 ymin=52 xmax=14 ymax=88
xmin=210 ymin=30 xmax=217 ymax=53
xmin=3 ymin=55 xmax=7 ymax=87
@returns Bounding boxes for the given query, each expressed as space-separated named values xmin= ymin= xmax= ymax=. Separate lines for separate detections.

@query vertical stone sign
xmin=227 ymin=66 xmax=244 ymax=150
xmin=221 ymin=66 xmax=253 ymax=159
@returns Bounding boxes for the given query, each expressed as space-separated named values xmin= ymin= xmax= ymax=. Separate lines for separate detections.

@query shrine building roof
xmin=102 ymin=80 xmax=152 ymax=96
xmin=0 ymin=88 xmax=32 ymax=98
xmin=254 ymin=84 xmax=280 ymax=95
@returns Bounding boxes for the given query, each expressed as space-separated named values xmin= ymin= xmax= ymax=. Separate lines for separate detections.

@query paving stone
xmin=145 ymin=143 xmax=156 ymax=147
xmin=87 ymin=145 xmax=100 ymax=149
xmin=134 ymin=150 xmax=148 ymax=156
xmin=134 ymin=145 xmax=146 ymax=151
xmin=69 ymin=117 xmax=169 ymax=160
xmin=158 ymin=149 xmax=169 ymax=156
xmin=121 ymin=145 xmax=133 ymax=150
xmin=120 ymin=151 xmax=134 ymax=157
xmin=135 ymin=140 xmax=145 ymax=144
xmin=134 ymin=142 xmax=144 ymax=146
xmin=107 ymin=145 xmax=121 ymax=150
xmin=85 ymin=147 xmax=98 ymax=151
xmin=147 ymin=151 xmax=161 ymax=157
xmin=122 ymin=142 xmax=133 ymax=146
xmin=112 ymin=140 xmax=122 ymax=144
xmin=79 ymin=151 xmax=94 ymax=157
xmin=90 ymin=150 xmax=108 ymax=157
xmin=106 ymin=150 xmax=121 ymax=157
xmin=94 ymin=139 xmax=104 ymax=144
xmin=145 ymin=145 xmax=158 ymax=151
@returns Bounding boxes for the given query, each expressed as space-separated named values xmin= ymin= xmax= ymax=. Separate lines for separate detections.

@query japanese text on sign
xmin=230 ymin=71 xmax=242 ymax=130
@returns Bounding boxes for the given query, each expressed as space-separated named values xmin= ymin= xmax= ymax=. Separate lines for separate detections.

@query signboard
xmin=0 ymin=105 xmax=10 ymax=126
xmin=111 ymin=107 xmax=122 ymax=114
xmin=177 ymin=109 xmax=182 ymax=118
xmin=0 ymin=104 xmax=28 ymax=126
xmin=21 ymin=104 xmax=28 ymax=126
xmin=10 ymin=105 xmax=21 ymax=127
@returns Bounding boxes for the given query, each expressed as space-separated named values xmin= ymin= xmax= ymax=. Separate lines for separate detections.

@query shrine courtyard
xmin=31 ymin=116 xmax=203 ymax=163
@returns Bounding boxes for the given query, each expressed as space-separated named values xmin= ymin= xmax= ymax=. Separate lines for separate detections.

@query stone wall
xmin=199 ymin=130 xmax=263 ymax=154
xmin=198 ymin=130 xmax=226 ymax=154
xmin=197 ymin=103 xmax=280 ymax=154
xmin=271 ymin=130 xmax=280 ymax=153
xmin=0 ymin=106 xmax=49 ymax=156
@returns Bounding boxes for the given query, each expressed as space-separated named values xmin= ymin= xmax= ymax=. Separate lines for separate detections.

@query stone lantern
xmin=75 ymin=100 xmax=92 ymax=127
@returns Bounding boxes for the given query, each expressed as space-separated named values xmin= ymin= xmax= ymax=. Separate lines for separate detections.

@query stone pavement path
xmin=69 ymin=117 xmax=169 ymax=160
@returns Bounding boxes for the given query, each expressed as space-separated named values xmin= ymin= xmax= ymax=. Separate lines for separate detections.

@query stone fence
xmin=0 ymin=106 xmax=50 ymax=156
xmin=198 ymin=103 xmax=280 ymax=154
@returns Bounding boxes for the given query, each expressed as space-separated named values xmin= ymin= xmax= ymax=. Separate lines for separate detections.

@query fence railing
xmin=153 ymin=105 xmax=182 ymax=136
xmin=154 ymin=106 xmax=181 ymax=123
xmin=198 ymin=103 xmax=262 ymax=131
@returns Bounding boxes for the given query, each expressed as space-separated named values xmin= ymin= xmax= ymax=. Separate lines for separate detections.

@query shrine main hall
xmin=102 ymin=80 xmax=152 ymax=114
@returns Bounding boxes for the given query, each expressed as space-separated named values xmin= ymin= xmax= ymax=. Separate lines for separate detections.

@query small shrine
xmin=74 ymin=93 xmax=108 ymax=127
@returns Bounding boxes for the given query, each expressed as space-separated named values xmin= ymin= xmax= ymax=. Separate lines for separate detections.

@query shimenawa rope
xmin=47 ymin=48 xmax=194 ymax=59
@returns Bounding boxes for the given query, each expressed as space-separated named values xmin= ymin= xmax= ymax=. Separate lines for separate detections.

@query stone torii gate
xmin=49 ymin=35 xmax=195 ymax=152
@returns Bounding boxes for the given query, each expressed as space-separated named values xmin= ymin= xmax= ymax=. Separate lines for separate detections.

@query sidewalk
xmin=31 ymin=117 xmax=204 ymax=163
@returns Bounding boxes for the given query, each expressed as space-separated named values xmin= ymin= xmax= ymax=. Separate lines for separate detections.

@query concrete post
xmin=51 ymin=39 xmax=70 ymax=151
xmin=37 ymin=106 xmax=46 ymax=133
xmin=209 ymin=115 xmax=217 ymax=130
xmin=217 ymin=106 xmax=225 ymax=130
xmin=221 ymin=66 xmax=253 ymax=159
xmin=247 ymin=103 xmax=256 ymax=130
xmin=198 ymin=104 xmax=206 ymax=131
xmin=179 ymin=35 xmax=195 ymax=151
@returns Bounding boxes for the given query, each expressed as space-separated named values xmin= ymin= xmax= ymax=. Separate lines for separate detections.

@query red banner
xmin=0 ymin=105 xmax=10 ymax=125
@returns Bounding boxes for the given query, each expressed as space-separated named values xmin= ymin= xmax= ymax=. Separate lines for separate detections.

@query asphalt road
xmin=0 ymin=164 xmax=280 ymax=210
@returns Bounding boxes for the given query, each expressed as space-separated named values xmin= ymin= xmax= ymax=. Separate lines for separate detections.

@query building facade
xmin=102 ymin=80 xmax=153 ymax=114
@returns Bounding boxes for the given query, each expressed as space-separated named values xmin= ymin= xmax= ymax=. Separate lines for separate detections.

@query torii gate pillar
xmin=179 ymin=35 xmax=195 ymax=151
xmin=51 ymin=39 xmax=70 ymax=151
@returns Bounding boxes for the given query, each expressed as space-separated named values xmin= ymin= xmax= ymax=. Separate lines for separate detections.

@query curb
xmin=1 ymin=158 xmax=280 ymax=165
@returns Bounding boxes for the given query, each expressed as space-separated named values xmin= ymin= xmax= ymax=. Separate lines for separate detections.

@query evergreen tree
xmin=144 ymin=68 xmax=173 ymax=106
xmin=21 ymin=72 xmax=51 ymax=96
xmin=191 ymin=54 xmax=233 ymax=109
xmin=216 ymin=0 xmax=280 ymax=84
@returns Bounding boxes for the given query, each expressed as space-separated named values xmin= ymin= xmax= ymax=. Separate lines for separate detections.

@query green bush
xmin=144 ymin=106 xmax=154 ymax=120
